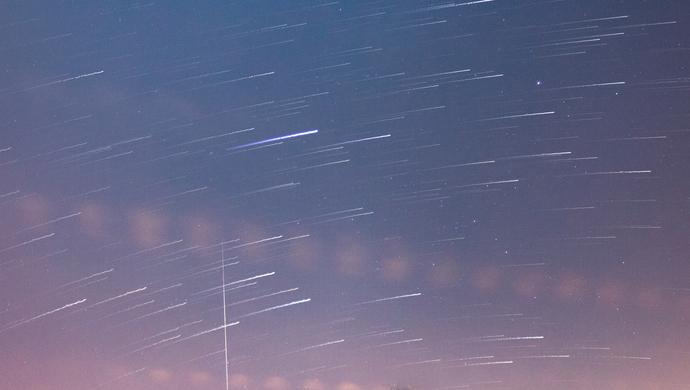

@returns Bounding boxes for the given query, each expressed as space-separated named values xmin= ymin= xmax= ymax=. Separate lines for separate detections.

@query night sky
xmin=1 ymin=1 xmax=690 ymax=389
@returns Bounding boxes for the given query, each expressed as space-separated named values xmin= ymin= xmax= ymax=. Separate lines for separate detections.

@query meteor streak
xmin=226 ymin=129 xmax=318 ymax=151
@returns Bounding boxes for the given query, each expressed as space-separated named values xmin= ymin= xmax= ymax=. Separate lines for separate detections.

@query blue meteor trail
xmin=226 ymin=129 xmax=318 ymax=151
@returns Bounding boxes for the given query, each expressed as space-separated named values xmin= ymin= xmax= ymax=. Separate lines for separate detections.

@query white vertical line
xmin=222 ymin=242 xmax=229 ymax=390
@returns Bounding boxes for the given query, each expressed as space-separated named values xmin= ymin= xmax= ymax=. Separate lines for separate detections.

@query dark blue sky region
xmin=1 ymin=1 xmax=690 ymax=389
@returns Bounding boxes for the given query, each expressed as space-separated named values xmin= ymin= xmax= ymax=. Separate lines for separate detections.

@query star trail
xmin=1 ymin=1 xmax=690 ymax=390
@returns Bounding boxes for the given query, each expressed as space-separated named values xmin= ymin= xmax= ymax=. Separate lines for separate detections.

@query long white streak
xmin=597 ymin=136 xmax=666 ymax=141
xmin=315 ymin=134 xmax=390 ymax=149
xmin=424 ymin=160 xmax=495 ymax=171
xmin=0 ymin=190 xmax=20 ymax=198
xmin=468 ymin=111 xmax=555 ymax=122
xmin=173 ymin=322 xmax=240 ymax=344
xmin=560 ymin=15 xmax=628 ymax=25
xmin=57 ymin=277 xmax=107 ymax=296
xmin=290 ymin=366 xmax=329 ymax=376
xmin=355 ymin=293 xmax=421 ymax=305
xmin=533 ymin=207 xmax=593 ymax=211
xmin=359 ymin=329 xmax=405 ymax=338
xmin=75 ymin=287 xmax=147 ymax=312
xmin=228 ymin=272 xmax=275 ymax=287
xmin=114 ymin=320 xmax=202 ymax=353
xmin=405 ymin=105 xmax=446 ymax=114
xmin=191 ymin=281 xmax=255 ymax=297
xmin=17 ymin=71 xmax=104 ymax=93
xmin=524 ymin=38 xmax=602 ymax=49
xmin=226 ymin=129 xmax=318 ymax=151
xmin=242 ymin=182 xmax=300 ymax=196
xmin=398 ymin=359 xmax=441 ymax=366
xmin=603 ymin=355 xmax=652 ymax=360
xmin=414 ymin=237 xmax=464 ymax=245
xmin=407 ymin=0 xmax=492 ymax=13
xmin=189 ymin=71 xmax=275 ymax=91
xmin=176 ymin=128 xmax=254 ymax=147
xmin=53 ymin=269 xmax=113 ymax=292
xmin=280 ymin=339 xmax=345 ymax=356
xmin=447 ymin=355 xmax=494 ymax=362
xmin=102 ymin=300 xmax=155 ymax=319
xmin=308 ymin=208 xmax=364 ymax=220
xmin=471 ymin=336 xmax=544 ymax=342
xmin=563 ymin=170 xmax=651 ymax=177
xmin=1 ymin=299 xmax=86 ymax=332
xmin=499 ymin=152 xmax=571 ymax=160
xmin=516 ymin=355 xmax=570 ymax=358
xmin=370 ymin=338 xmax=423 ymax=348
xmin=548 ymin=81 xmax=625 ymax=90
xmin=272 ymin=234 xmax=310 ymax=244
xmin=453 ymin=179 xmax=520 ymax=189
xmin=227 ymin=288 xmax=299 ymax=307
xmin=174 ymin=349 xmax=225 ymax=367
xmin=176 ymin=259 xmax=239 ymax=282
xmin=113 ymin=302 xmax=187 ymax=328
xmin=0 ymin=233 xmax=55 ymax=253
xmin=169 ymin=68 xmax=237 ymax=84
xmin=12 ymin=212 xmax=81 ymax=235
xmin=91 ymin=150 xmax=133 ymax=163
xmin=449 ymin=360 xmax=513 ymax=368
xmin=288 ymin=159 xmax=350 ymax=172
xmin=352 ymin=73 xmax=405 ymax=82
xmin=114 ymin=239 xmax=184 ymax=262
xmin=111 ymin=335 xmax=181 ymax=360
xmin=234 ymin=298 xmax=311 ymax=320
xmin=557 ymin=236 xmax=615 ymax=240
xmin=226 ymin=236 xmax=282 ymax=250
xmin=412 ymin=69 xmax=470 ymax=80
xmin=137 ymin=283 xmax=182 ymax=298
xmin=154 ymin=187 xmax=207 ymax=201
xmin=308 ymin=211 xmax=374 ymax=225
xmin=445 ymin=73 xmax=503 ymax=83
xmin=62 ymin=186 xmax=110 ymax=201
xmin=86 ymin=300 xmax=155 ymax=326
xmin=0 ymin=159 xmax=17 ymax=167
xmin=222 ymin=243 xmax=230 ymax=390
xmin=73 ymin=70 xmax=105 ymax=80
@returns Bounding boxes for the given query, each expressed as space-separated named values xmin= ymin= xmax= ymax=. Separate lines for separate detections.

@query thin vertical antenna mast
xmin=222 ymin=242 xmax=229 ymax=390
